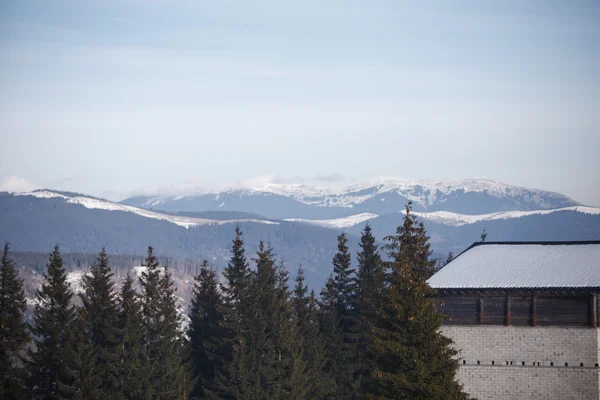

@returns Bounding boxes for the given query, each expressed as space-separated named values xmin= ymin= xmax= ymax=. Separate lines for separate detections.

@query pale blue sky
xmin=0 ymin=1 xmax=599 ymax=205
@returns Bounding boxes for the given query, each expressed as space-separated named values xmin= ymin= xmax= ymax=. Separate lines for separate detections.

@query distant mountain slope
xmin=346 ymin=210 xmax=600 ymax=257
xmin=2 ymin=188 xmax=598 ymax=290
xmin=0 ymin=191 xmax=358 ymax=289
xmin=122 ymin=178 xmax=578 ymax=219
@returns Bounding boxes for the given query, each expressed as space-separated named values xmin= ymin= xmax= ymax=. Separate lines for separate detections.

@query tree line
xmin=0 ymin=204 xmax=467 ymax=399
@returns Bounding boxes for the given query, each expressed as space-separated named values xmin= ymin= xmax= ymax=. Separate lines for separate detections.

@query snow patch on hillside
xmin=16 ymin=190 xmax=279 ymax=228
xmin=66 ymin=271 xmax=89 ymax=294
xmin=284 ymin=213 xmax=378 ymax=229
xmin=409 ymin=206 xmax=600 ymax=226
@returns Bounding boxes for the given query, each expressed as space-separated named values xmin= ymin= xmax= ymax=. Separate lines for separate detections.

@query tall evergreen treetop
xmin=80 ymin=248 xmax=120 ymax=396
xmin=365 ymin=203 xmax=465 ymax=399
xmin=29 ymin=245 xmax=76 ymax=400
xmin=356 ymin=223 xmax=385 ymax=317
xmin=139 ymin=247 xmax=188 ymax=399
xmin=189 ymin=260 xmax=225 ymax=399
xmin=0 ymin=243 xmax=29 ymax=400
xmin=222 ymin=225 xmax=250 ymax=304
xmin=332 ymin=233 xmax=356 ymax=314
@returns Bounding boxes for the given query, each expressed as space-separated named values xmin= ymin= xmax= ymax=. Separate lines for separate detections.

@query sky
xmin=0 ymin=0 xmax=599 ymax=205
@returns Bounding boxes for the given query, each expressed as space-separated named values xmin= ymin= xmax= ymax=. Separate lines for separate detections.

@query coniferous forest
xmin=0 ymin=204 xmax=467 ymax=400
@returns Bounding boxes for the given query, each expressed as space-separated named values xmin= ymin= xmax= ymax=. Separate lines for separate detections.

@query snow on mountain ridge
xmin=283 ymin=213 xmax=378 ymax=229
xmin=15 ymin=190 xmax=279 ymax=228
xmin=290 ymin=206 xmax=600 ymax=229
xmin=130 ymin=178 xmax=575 ymax=210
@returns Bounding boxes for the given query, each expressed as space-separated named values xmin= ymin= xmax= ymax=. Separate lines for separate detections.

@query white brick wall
xmin=441 ymin=326 xmax=600 ymax=399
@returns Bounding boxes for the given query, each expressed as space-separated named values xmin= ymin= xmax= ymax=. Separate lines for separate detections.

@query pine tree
xmin=188 ymin=260 xmax=225 ymax=399
xmin=317 ymin=274 xmax=338 ymax=398
xmin=480 ymin=226 xmax=488 ymax=242
xmin=29 ymin=245 xmax=76 ymax=400
xmin=355 ymin=224 xmax=385 ymax=397
xmin=365 ymin=203 xmax=466 ymax=399
xmin=220 ymin=242 xmax=280 ymax=399
xmin=57 ymin=307 xmax=103 ymax=400
xmin=79 ymin=248 xmax=120 ymax=397
xmin=320 ymin=233 xmax=360 ymax=399
xmin=118 ymin=273 xmax=153 ymax=400
xmin=0 ymin=243 xmax=29 ymax=399
xmin=139 ymin=247 xmax=189 ymax=400
xmin=292 ymin=267 xmax=325 ymax=399
xmin=444 ymin=252 xmax=454 ymax=267
xmin=275 ymin=263 xmax=312 ymax=400
xmin=215 ymin=226 xmax=251 ymax=398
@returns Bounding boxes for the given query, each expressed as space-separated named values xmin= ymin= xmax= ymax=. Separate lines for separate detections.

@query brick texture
xmin=441 ymin=326 xmax=600 ymax=399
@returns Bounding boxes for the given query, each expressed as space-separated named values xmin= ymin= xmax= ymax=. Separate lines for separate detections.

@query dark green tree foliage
xmin=355 ymin=224 xmax=384 ymax=396
xmin=365 ymin=203 xmax=466 ymax=400
xmin=118 ymin=273 xmax=153 ymax=400
xmin=292 ymin=267 xmax=325 ymax=399
xmin=57 ymin=308 xmax=103 ymax=400
xmin=219 ymin=242 xmax=279 ymax=399
xmin=218 ymin=243 xmax=311 ymax=400
xmin=273 ymin=264 xmax=313 ymax=400
xmin=480 ymin=226 xmax=488 ymax=243
xmin=79 ymin=248 xmax=120 ymax=396
xmin=444 ymin=252 xmax=454 ymax=267
xmin=215 ymin=226 xmax=251 ymax=398
xmin=139 ymin=247 xmax=189 ymax=399
xmin=320 ymin=233 xmax=360 ymax=399
xmin=0 ymin=243 xmax=29 ymax=399
xmin=29 ymin=245 xmax=76 ymax=400
xmin=189 ymin=260 xmax=225 ymax=399
xmin=318 ymin=274 xmax=338 ymax=398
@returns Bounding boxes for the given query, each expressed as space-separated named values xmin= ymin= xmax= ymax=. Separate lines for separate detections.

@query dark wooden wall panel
xmin=510 ymin=296 xmax=533 ymax=326
xmin=483 ymin=297 xmax=505 ymax=325
xmin=536 ymin=296 xmax=589 ymax=326
xmin=438 ymin=296 xmax=478 ymax=324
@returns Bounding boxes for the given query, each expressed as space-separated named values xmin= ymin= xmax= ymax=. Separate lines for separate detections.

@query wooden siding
xmin=437 ymin=290 xmax=595 ymax=327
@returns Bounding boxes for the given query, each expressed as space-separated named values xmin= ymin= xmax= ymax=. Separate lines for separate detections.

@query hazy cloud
xmin=0 ymin=176 xmax=39 ymax=192
xmin=312 ymin=173 xmax=346 ymax=183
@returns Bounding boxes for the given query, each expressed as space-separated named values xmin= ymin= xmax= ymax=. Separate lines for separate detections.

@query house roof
xmin=427 ymin=241 xmax=600 ymax=289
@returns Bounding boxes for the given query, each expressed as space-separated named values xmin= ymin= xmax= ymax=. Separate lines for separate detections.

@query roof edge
xmin=446 ymin=240 xmax=600 ymax=265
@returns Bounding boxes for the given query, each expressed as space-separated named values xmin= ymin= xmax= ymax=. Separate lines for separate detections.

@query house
xmin=427 ymin=241 xmax=600 ymax=400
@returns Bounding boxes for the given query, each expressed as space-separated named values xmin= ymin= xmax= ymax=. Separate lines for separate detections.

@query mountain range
xmin=2 ymin=178 xmax=599 ymax=290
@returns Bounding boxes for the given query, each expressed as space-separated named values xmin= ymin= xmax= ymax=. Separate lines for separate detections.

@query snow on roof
xmin=427 ymin=242 xmax=600 ymax=289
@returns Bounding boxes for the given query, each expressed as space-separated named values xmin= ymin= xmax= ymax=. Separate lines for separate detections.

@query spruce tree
xmin=318 ymin=274 xmax=339 ymax=398
xmin=480 ymin=226 xmax=488 ymax=242
xmin=0 ymin=243 xmax=29 ymax=400
xmin=444 ymin=252 xmax=454 ymax=267
xmin=188 ymin=260 xmax=225 ymax=399
xmin=57 ymin=307 xmax=103 ymax=400
xmin=333 ymin=233 xmax=360 ymax=399
xmin=118 ymin=273 xmax=153 ymax=400
xmin=215 ymin=226 xmax=251 ymax=398
xmin=355 ymin=224 xmax=384 ymax=397
xmin=365 ymin=203 xmax=466 ymax=399
xmin=219 ymin=242 xmax=279 ymax=399
xmin=29 ymin=245 xmax=76 ymax=400
xmin=319 ymin=233 xmax=360 ymax=399
xmin=292 ymin=267 xmax=325 ymax=399
xmin=139 ymin=247 xmax=189 ymax=400
xmin=79 ymin=248 xmax=120 ymax=396
xmin=271 ymin=264 xmax=313 ymax=400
